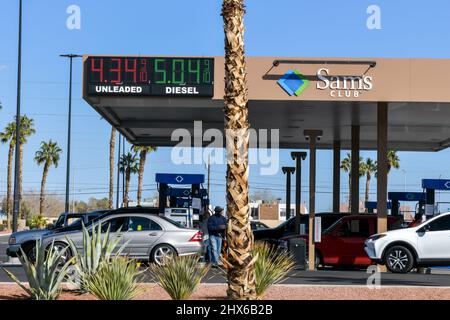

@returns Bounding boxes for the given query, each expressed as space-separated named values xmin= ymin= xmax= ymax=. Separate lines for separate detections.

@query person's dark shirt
xmin=207 ymin=214 xmax=227 ymax=237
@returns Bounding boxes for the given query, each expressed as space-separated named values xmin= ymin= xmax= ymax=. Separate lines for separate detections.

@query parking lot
xmin=0 ymin=234 xmax=9 ymax=263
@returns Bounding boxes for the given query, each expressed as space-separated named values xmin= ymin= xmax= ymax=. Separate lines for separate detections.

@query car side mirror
xmin=417 ymin=224 xmax=430 ymax=233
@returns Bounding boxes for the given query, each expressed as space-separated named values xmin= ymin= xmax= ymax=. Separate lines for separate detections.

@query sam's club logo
xmin=277 ymin=69 xmax=310 ymax=96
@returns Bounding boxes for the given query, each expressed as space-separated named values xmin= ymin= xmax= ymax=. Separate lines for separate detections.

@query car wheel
xmin=315 ymin=252 xmax=323 ymax=269
xmin=22 ymin=243 xmax=37 ymax=262
xmin=151 ymin=244 xmax=177 ymax=265
xmin=48 ymin=242 xmax=72 ymax=265
xmin=385 ymin=245 xmax=414 ymax=273
xmin=306 ymin=251 xmax=322 ymax=270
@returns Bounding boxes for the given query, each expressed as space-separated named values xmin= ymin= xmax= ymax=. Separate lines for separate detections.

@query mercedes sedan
xmin=41 ymin=212 xmax=203 ymax=265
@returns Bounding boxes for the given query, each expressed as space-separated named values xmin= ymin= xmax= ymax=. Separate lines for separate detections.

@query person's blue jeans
xmin=203 ymin=238 xmax=212 ymax=262
xmin=209 ymin=235 xmax=223 ymax=265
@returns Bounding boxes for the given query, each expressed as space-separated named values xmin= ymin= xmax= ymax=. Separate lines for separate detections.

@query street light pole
xmin=60 ymin=54 xmax=82 ymax=213
xmin=116 ymin=132 xmax=121 ymax=209
xmin=282 ymin=167 xmax=295 ymax=220
xmin=291 ymin=152 xmax=307 ymax=234
xmin=12 ymin=0 xmax=23 ymax=232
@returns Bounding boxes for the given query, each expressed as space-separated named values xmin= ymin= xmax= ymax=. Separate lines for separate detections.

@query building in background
xmin=250 ymin=201 xmax=308 ymax=228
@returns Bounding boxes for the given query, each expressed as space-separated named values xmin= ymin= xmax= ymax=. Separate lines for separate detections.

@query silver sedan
xmin=41 ymin=213 xmax=203 ymax=265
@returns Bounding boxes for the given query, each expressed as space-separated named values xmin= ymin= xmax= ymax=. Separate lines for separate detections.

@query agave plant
xmin=253 ymin=242 xmax=295 ymax=299
xmin=66 ymin=222 xmax=126 ymax=291
xmin=85 ymin=257 xmax=143 ymax=300
xmin=1 ymin=239 xmax=74 ymax=300
xmin=149 ymin=255 xmax=209 ymax=300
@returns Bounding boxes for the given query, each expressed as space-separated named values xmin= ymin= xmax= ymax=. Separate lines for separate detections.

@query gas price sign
xmin=85 ymin=56 xmax=214 ymax=97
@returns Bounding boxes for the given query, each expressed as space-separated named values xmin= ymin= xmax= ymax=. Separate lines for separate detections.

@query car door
xmin=122 ymin=216 xmax=164 ymax=259
xmin=327 ymin=218 xmax=371 ymax=265
xmin=417 ymin=214 xmax=450 ymax=260
xmin=98 ymin=216 xmax=127 ymax=254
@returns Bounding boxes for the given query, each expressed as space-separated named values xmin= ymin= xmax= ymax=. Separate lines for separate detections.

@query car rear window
xmin=158 ymin=216 xmax=186 ymax=229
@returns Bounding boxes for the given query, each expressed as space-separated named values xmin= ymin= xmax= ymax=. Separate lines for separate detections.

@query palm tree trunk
xmin=109 ymin=128 xmax=115 ymax=209
xmin=39 ymin=163 xmax=49 ymax=215
xmin=124 ymin=169 xmax=130 ymax=207
xmin=348 ymin=174 xmax=351 ymax=213
xmin=137 ymin=150 xmax=147 ymax=205
xmin=365 ymin=175 xmax=370 ymax=213
xmin=6 ymin=143 xmax=14 ymax=229
xmin=222 ymin=0 xmax=256 ymax=300
xmin=18 ymin=144 xmax=23 ymax=218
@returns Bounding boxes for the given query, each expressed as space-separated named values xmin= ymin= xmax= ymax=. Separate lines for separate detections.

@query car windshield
xmin=53 ymin=214 xmax=65 ymax=228
xmin=323 ymin=217 xmax=343 ymax=234
xmin=67 ymin=218 xmax=84 ymax=228
xmin=276 ymin=218 xmax=293 ymax=230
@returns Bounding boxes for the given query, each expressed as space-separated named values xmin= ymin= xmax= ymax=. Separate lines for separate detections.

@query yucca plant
xmin=253 ymin=242 xmax=295 ymax=299
xmin=1 ymin=239 xmax=74 ymax=300
xmin=85 ymin=256 xmax=143 ymax=300
xmin=66 ymin=222 xmax=125 ymax=291
xmin=149 ymin=255 xmax=209 ymax=300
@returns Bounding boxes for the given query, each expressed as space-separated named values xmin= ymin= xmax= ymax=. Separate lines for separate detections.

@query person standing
xmin=199 ymin=208 xmax=212 ymax=262
xmin=207 ymin=206 xmax=227 ymax=266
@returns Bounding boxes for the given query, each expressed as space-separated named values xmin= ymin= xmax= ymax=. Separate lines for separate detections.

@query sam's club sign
xmin=278 ymin=68 xmax=374 ymax=98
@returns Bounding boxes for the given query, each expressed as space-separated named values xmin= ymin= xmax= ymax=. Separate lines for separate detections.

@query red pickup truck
xmin=281 ymin=214 xmax=403 ymax=268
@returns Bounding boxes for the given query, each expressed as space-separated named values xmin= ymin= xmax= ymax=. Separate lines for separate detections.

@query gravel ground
xmin=1 ymin=283 xmax=450 ymax=300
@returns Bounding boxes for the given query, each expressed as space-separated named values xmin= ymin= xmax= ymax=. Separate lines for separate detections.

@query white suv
xmin=365 ymin=212 xmax=450 ymax=273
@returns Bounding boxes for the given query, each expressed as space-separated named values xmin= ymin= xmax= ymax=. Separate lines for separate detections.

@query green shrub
xmin=253 ymin=242 xmax=295 ymax=299
xmin=27 ymin=215 xmax=47 ymax=229
xmin=66 ymin=222 xmax=125 ymax=291
xmin=1 ymin=239 xmax=74 ymax=300
xmin=85 ymin=257 xmax=142 ymax=300
xmin=149 ymin=255 xmax=209 ymax=300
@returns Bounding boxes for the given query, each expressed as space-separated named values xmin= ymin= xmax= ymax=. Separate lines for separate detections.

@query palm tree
xmin=108 ymin=128 xmax=116 ymax=209
xmin=0 ymin=122 xmax=15 ymax=229
xmin=119 ymin=152 xmax=139 ymax=207
xmin=362 ymin=158 xmax=377 ymax=211
xmin=222 ymin=0 xmax=256 ymax=299
xmin=16 ymin=116 xmax=35 ymax=207
xmin=387 ymin=150 xmax=400 ymax=174
xmin=341 ymin=153 xmax=365 ymax=212
xmin=34 ymin=140 xmax=62 ymax=214
xmin=132 ymin=145 xmax=157 ymax=205
xmin=0 ymin=116 xmax=35 ymax=228
xmin=375 ymin=150 xmax=400 ymax=188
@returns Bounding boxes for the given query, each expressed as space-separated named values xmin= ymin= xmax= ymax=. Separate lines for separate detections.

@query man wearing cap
xmin=207 ymin=206 xmax=227 ymax=266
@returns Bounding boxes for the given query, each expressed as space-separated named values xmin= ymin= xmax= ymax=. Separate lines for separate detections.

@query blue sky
xmin=1 ymin=0 xmax=450 ymax=212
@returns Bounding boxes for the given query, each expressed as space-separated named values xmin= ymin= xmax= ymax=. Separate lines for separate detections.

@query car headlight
xmin=368 ymin=234 xmax=386 ymax=241
xmin=9 ymin=236 xmax=16 ymax=245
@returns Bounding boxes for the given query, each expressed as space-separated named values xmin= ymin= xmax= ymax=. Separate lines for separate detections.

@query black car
xmin=253 ymin=212 xmax=349 ymax=246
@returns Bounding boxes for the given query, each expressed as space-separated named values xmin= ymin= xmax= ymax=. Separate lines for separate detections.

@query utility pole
xmin=12 ymin=0 xmax=23 ymax=232
xmin=291 ymin=152 xmax=307 ymax=234
xmin=122 ymin=135 xmax=125 ymax=206
xmin=60 ymin=54 xmax=82 ymax=213
xmin=282 ymin=167 xmax=295 ymax=220
xmin=116 ymin=132 xmax=121 ymax=209
xmin=207 ymin=155 xmax=211 ymax=198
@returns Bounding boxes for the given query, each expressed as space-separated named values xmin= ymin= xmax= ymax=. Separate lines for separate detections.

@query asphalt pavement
xmin=2 ymin=265 xmax=450 ymax=286
xmin=0 ymin=234 xmax=9 ymax=263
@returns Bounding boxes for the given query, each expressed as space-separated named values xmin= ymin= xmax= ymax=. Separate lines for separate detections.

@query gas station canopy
xmin=82 ymin=56 xmax=450 ymax=151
